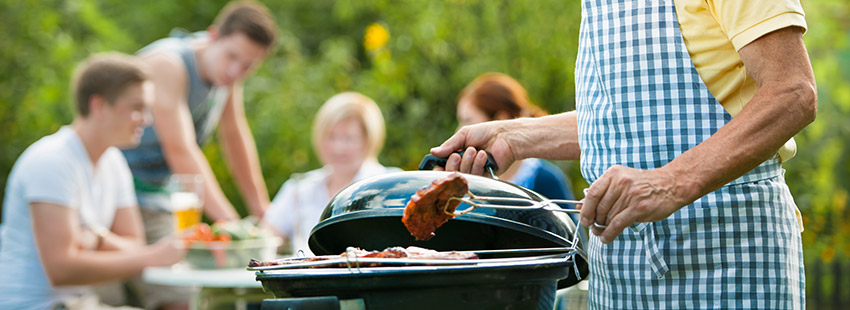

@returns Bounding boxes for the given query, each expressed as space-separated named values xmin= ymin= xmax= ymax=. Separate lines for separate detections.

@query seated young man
xmin=0 ymin=52 xmax=185 ymax=310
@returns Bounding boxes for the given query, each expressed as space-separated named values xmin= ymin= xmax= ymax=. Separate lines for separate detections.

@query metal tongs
xmin=443 ymin=193 xmax=588 ymax=273
xmin=420 ymin=152 xmax=587 ymax=264
xmin=419 ymin=151 xmax=583 ymax=215
xmin=446 ymin=193 xmax=582 ymax=216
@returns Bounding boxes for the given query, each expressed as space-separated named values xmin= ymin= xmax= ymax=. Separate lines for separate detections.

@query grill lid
xmin=306 ymin=171 xmax=588 ymax=287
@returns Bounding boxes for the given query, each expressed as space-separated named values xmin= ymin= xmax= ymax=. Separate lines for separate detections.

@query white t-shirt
xmin=0 ymin=127 xmax=136 ymax=310
xmin=264 ymin=161 xmax=400 ymax=256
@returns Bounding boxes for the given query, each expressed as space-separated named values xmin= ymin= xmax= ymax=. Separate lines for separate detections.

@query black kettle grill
xmin=253 ymin=171 xmax=588 ymax=310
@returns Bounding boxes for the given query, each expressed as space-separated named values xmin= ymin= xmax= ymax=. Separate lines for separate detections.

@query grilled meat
xmin=402 ymin=173 xmax=469 ymax=240
xmin=247 ymin=246 xmax=478 ymax=268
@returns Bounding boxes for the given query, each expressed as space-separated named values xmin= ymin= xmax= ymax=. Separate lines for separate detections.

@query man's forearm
xmin=220 ymin=118 xmax=270 ymax=218
xmin=99 ymin=232 xmax=144 ymax=251
xmin=514 ymin=111 xmax=581 ymax=161
xmin=47 ymin=248 xmax=156 ymax=286
xmin=662 ymin=82 xmax=816 ymax=204
xmin=166 ymin=145 xmax=240 ymax=221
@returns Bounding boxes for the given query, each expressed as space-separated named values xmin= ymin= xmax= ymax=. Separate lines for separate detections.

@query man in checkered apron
xmin=432 ymin=1 xmax=815 ymax=309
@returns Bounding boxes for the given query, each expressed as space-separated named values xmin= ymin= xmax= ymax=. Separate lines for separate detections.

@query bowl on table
xmin=183 ymin=237 xmax=282 ymax=269
xmin=181 ymin=220 xmax=282 ymax=269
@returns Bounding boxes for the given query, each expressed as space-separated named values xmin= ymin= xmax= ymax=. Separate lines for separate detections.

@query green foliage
xmin=792 ymin=0 xmax=850 ymax=274
xmin=206 ymin=0 xmax=584 ymax=196
xmin=0 ymin=0 xmax=585 ymax=213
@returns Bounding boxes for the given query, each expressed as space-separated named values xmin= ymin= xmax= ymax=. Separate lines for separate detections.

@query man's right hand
xmin=430 ymin=119 xmax=522 ymax=176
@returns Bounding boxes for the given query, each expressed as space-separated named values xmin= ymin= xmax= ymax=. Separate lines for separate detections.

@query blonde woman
xmin=261 ymin=92 xmax=399 ymax=255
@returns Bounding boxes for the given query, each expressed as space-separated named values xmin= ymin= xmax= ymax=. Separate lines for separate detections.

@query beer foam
xmin=171 ymin=192 xmax=200 ymax=211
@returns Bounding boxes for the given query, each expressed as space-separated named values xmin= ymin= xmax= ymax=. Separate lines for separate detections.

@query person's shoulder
xmin=141 ymin=51 xmax=184 ymax=72
xmin=9 ymin=129 xmax=81 ymax=193
xmin=14 ymin=130 xmax=76 ymax=171
xmin=283 ymin=168 xmax=327 ymax=188
xmin=532 ymin=159 xmax=568 ymax=183
xmin=139 ymin=49 xmax=187 ymax=84
xmin=376 ymin=165 xmax=402 ymax=175
xmin=272 ymin=168 xmax=326 ymax=201
xmin=364 ymin=161 xmax=402 ymax=176
xmin=138 ymin=51 xmax=188 ymax=104
xmin=382 ymin=166 xmax=403 ymax=173
xmin=302 ymin=167 xmax=329 ymax=180
xmin=701 ymin=0 xmax=807 ymax=50
xmin=528 ymin=159 xmax=574 ymax=200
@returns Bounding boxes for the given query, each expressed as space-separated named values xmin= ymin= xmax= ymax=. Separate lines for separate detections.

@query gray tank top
xmin=122 ymin=30 xmax=230 ymax=189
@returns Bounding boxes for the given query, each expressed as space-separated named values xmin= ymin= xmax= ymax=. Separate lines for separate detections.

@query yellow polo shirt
xmin=674 ymin=0 xmax=807 ymax=162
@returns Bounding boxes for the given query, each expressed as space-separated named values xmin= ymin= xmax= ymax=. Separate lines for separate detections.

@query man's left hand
xmin=579 ymin=165 xmax=693 ymax=244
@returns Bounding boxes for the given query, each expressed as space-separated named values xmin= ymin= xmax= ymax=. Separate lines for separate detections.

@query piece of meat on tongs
xmin=402 ymin=173 xmax=469 ymax=241
xmin=401 ymin=172 xmax=583 ymax=241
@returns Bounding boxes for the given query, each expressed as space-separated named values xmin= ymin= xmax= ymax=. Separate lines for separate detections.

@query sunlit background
xmin=0 ymin=1 xmax=847 ymax=308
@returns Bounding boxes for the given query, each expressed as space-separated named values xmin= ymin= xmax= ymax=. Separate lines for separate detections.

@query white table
xmin=142 ymin=264 xmax=267 ymax=310
xmin=143 ymin=265 xmax=261 ymax=288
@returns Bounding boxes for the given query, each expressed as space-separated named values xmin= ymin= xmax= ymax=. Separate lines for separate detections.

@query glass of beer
xmin=168 ymin=174 xmax=203 ymax=232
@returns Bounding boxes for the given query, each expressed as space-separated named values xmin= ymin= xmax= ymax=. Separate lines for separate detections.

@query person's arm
xmin=101 ymin=207 xmax=146 ymax=250
xmin=31 ymin=202 xmax=184 ymax=286
xmin=581 ymin=26 xmax=817 ymax=243
xmin=143 ymin=52 xmax=239 ymax=222
xmin=218 ymin=84 xmax=270 ymax=218
xmin=430 ymin=111 xmax=581 ymax=175
xmin=78 ymin=207 xmax=147 ymax=252
xmin=259 ymin=180 xmax=296 ymax=240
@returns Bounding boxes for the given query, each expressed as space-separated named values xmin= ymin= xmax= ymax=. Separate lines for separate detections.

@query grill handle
xmin=418 ymin=151 xmax=499 ymax=178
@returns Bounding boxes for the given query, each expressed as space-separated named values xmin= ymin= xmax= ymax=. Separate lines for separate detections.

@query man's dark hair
xmin=72 ymin=52 xmax=149 ymax=117
xmin=213 ymin=0 xmax=277 ymax=48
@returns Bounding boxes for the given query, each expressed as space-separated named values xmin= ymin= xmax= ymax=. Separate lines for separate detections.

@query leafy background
xmin=0 ymin=0 xmax=847 ymax=308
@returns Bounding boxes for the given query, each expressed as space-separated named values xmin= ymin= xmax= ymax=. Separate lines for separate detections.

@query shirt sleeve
xmin=264 ymin=180 xmax=298 ymax=236
xmin=18 ymin=155 xmax=78 ymax=209
xmin=712 ymin=0 xmax=807 ymax=51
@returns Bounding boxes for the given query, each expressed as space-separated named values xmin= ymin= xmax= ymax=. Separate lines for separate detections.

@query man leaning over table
xmin=433 ymin=1 xmax=816 ymax=309
xmin=122 ymin=0 xmax=276 ymax=236
xmin=118 ymin=1 xmax=278 ymax=308
xmin=0 ymin=53 xmax=185 ymax=310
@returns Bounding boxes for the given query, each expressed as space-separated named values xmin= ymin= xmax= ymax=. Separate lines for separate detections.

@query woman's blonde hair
xmin=312 ymin=92 xmax=386 ymax=160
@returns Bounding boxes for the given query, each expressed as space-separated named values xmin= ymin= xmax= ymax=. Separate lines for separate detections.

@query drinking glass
xmin=168 ymin=174 xmax=203 ymax=232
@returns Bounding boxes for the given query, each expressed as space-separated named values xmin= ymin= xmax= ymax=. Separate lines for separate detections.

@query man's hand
xmin=430 ymin=119 xmax=524 ymax=176
xmin=77 ymin=227 xmax=100 ymax=251
xmin=431 ymin=112 xmax=581 ymax=176
xmin=579 ymin=165 xmax=692 ymax=244
xmin=146 ymin=234 xmax=187 ymax=267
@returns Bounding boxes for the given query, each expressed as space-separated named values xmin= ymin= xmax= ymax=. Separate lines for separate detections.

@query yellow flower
xmin=364 ymin=23 xmax=389 ymax=51
xmin=821 ymin=246 xmax=835 ymax=263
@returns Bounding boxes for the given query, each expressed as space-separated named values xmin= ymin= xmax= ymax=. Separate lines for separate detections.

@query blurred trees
xmin=0 ymin=0 xmax=583 ymax=206
xmin=792 ymin=1 xmax=850 ymax=308
xmin=0 ymin=0 xmax=848 ymax=307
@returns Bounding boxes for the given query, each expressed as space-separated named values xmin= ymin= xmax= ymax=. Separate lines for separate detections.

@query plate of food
xmin=181 ymin=219 xmax=281 ymax=269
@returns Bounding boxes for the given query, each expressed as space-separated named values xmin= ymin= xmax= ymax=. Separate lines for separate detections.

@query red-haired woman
xmin=456 ymin=73 xmax=576 ymax=203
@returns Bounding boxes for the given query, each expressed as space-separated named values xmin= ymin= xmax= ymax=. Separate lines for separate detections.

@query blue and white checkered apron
xmin=574 ymin=1 xmax=805 ymax=309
